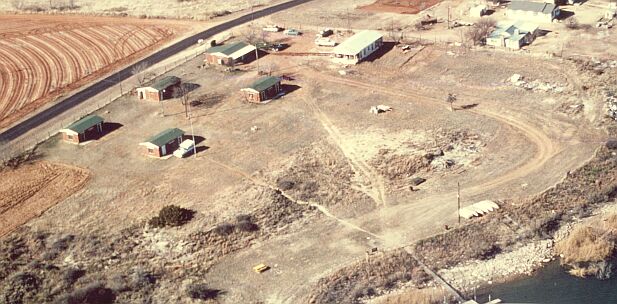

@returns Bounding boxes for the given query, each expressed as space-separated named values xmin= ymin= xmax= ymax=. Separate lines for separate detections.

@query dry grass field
xmin=0 ymin=14 xmax=197 ymax=130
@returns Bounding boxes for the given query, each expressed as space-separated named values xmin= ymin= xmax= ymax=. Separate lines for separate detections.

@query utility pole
xmin=188 ymin=102 xmax=197 ymax=158
xmin=457 ymin=181 xmax=461 ymax=224
xmin=447 ymin=6 xmax=451 ymax=29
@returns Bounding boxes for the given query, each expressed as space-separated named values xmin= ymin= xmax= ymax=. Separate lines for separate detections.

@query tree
xmin=173 ymin=84 xmax=193 ymax=118
xmin=131 ymin=61 xmax=150 ymax=86
xmin=446 ymin=93 xmax=457 ymax=111
xmin=465 ymin=18 xmax=496 ymax=45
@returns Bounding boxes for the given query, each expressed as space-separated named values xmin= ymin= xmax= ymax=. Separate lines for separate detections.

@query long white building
xmin=332 ymin=30 xmax=383 ymax=65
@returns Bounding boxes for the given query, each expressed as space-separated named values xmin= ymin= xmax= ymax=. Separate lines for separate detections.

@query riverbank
xmin=438 ymin=201 xmax=617 ymax=298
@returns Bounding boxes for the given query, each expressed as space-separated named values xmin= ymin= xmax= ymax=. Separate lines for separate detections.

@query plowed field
xmin=0 ymin=161 xmax=90 ymax=236
xmin=0 ymin=14 xmax=188 ymax=129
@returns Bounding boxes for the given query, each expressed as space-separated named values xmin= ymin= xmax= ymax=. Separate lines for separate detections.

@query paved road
xmin=0 ymin=0 xmax=313 ymax=142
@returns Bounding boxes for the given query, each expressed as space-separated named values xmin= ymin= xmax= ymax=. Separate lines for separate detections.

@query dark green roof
xmin=151 ymin=76 xmax=180 ymax=91
xmin=145 ymin=128 xmax=185 ymax=147
xmin=66 ymin=115 xmax=103 ymax=133
xmin=248 ymin=76 xmax=280 ymax=92
xmin=206 ymin=42 xmax=249 ymax=56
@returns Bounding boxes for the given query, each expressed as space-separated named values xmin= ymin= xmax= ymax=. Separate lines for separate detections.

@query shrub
xmin=277 ymin=179 xmax=295 ymax=190
xmin=2 ymin=272 xmax=40 ymax=304
xmin=64 ymin=268 xmax=85 ymax=285
xmin=148 ymin=205 xmax=195 ymax=228
xmin=186 ymin=283 xmax=220 ymax=300
xmin=64 ymin=282 xmax=116 ymax=304
xmin=236 ymin=214 xmax=252 ymax=222
xmin=130 ymin=269 xmax=156 ymax=290
xmin=214 ymin=223 xmax=234 ymax=236
xmin=236 ymin=221 xmax=259 ymax=232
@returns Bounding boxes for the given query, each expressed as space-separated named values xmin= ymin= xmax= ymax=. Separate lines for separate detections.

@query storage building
xmin=139 ymin=128 xmax=185 ymax=158
xmin=205 ymin=42 xmax=257 ymax=66
xmin=506 ymin=1 xmax=560 ymax=23
xmin=332 ymin=30 xmax=383 ymax=65
xmin=486 ymin=21 xmax=539 ymax=50
xmin=59 ymin=115 xmax=104 ymax=144
xmin=241 ymin=76 xmax=282 ymax=103
xmin=137 ymin=76 xmax=181 ymax=102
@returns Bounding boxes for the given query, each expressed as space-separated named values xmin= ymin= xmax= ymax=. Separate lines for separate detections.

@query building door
xmin=139 ymin=91 xmax=144 ymax=99
xmin=161 ymin=145 xmax=167 ymax=156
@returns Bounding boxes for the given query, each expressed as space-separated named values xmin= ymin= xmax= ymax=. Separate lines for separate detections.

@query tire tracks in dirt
xmin=309 ymin=73 xmax=559 ymax=196
xmin=302 ymin=96 xmax=387 ymax=207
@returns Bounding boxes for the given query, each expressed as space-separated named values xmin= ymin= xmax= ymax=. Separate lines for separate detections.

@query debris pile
xmin=369 ymin=105 xmax=392 ymax=114
xmin=509 ymin=74 xmax=566 ymax=93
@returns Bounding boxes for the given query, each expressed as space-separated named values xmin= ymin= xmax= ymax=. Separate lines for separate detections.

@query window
xmin=148 ymin=148 xmax=154 ymax=154
xmin=67 ymin=135 xmax=73 ymax=140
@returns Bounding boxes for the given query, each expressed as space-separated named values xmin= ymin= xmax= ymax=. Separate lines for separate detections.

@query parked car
xmin=316 ymin=28 xmax=333 ymax=38
xmin=314 ymin=37 xmax=336 ymax=47
xmin=173 ymin=139 xmax=195 ymax=158
xmin=269 ymin=43 xmax=286 ymax=52
xmin=262 ymin=25 xmax=281 ymax=32
xmin=284 ymin=29 xmax=301 ymax=36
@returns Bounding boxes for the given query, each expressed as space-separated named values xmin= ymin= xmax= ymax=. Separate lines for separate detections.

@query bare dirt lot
xmin=0 ymin=161 xmax=89 ymax=237
xmin=0 ymin=14 xmax=198 ymax=130
xmin=359 ymin=0 xmax=443 ymax=14
xmin=0 ymin=0 xmax=616 ymax=302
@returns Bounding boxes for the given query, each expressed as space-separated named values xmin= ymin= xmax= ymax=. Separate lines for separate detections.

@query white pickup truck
xmin=314 ymin=37 xmax=336 ymax=47
xmin=173 ymin=139 xmax=195 ymax=158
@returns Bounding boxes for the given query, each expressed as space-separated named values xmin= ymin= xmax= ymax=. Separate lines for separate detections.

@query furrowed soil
xmin=0 ymin=14 xmax=197 ymax=130
xmin=0 ymin=161 xmax=90 ymax=237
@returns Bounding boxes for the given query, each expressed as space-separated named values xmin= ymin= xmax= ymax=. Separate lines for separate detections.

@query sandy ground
xmin=0 ymin=161 xmax=90 ymax=236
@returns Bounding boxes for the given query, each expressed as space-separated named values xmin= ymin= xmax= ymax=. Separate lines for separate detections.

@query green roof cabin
xmin=139 ymin=128 xmax=185 ymax=158
xmin=136 ymin=76 xmax=181 ymax=102
xmin=241 ymin=76 xmax=282 ymax=103
xmin=205 ymin=42 xmax=257 ymax=66
xmin=59 ymin=115 xmax=104 ymax=144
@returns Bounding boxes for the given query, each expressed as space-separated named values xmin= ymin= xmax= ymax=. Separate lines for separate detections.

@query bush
xmin=64 ymin=282 xmax=116 ymax=304
xmin=148 ymin=205 xmax=195 ymax=228
xmin=236 ymin=221 xmax=259 ymax=232
xmin=186 ymin=283 xmax=220 ymax=300
xmin=2 ymin=272 xmax=40 ymax=304
xmin=277 ymin=179 xmax=295 ymax=190
xmin=214 ymin=223 xmax=234 ymax=236
xmin=64 ymin=268 xmax=85 ymax=285
xmin=236 ymin=214 xmax=252 ymax=222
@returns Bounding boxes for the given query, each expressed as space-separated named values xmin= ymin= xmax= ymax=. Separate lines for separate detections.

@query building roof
xmin=65 ymin=115 xmax=103 ymax=134
xmin=333 ymin=30 xmax=383 ymax=56
xmin=207 ymin=42 xmax=250 ymax=56
xmin=508 ymin=1 xmax=556 ymax=14
xmin=488 ymin=21 xmax=538 ymax=42
xmin=151 ymin=76 xmax=181 ymax=91
xmin=144 ymin=128 xmax=185 ymax=147
xmin=247 ymin=76 xmax=280 ymax=92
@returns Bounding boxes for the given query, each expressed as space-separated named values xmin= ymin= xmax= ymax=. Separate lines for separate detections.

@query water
xmin=476 ymin=260 xmax=617 ymax=303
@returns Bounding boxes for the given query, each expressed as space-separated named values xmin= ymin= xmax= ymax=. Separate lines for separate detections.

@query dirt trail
xmin=303 ymin=97 xmax=388 ymax=207
xmin=308 ymin=73 xmax=561 ymax=196
xmin=203 ymin=156 xmax=383 ymax=239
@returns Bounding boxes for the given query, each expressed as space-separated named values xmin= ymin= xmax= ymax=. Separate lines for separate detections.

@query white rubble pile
xmin=509 ymin=74 xmax=566 ymax=93
xmin=438 ymin=239 xmax=555 ymax=291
